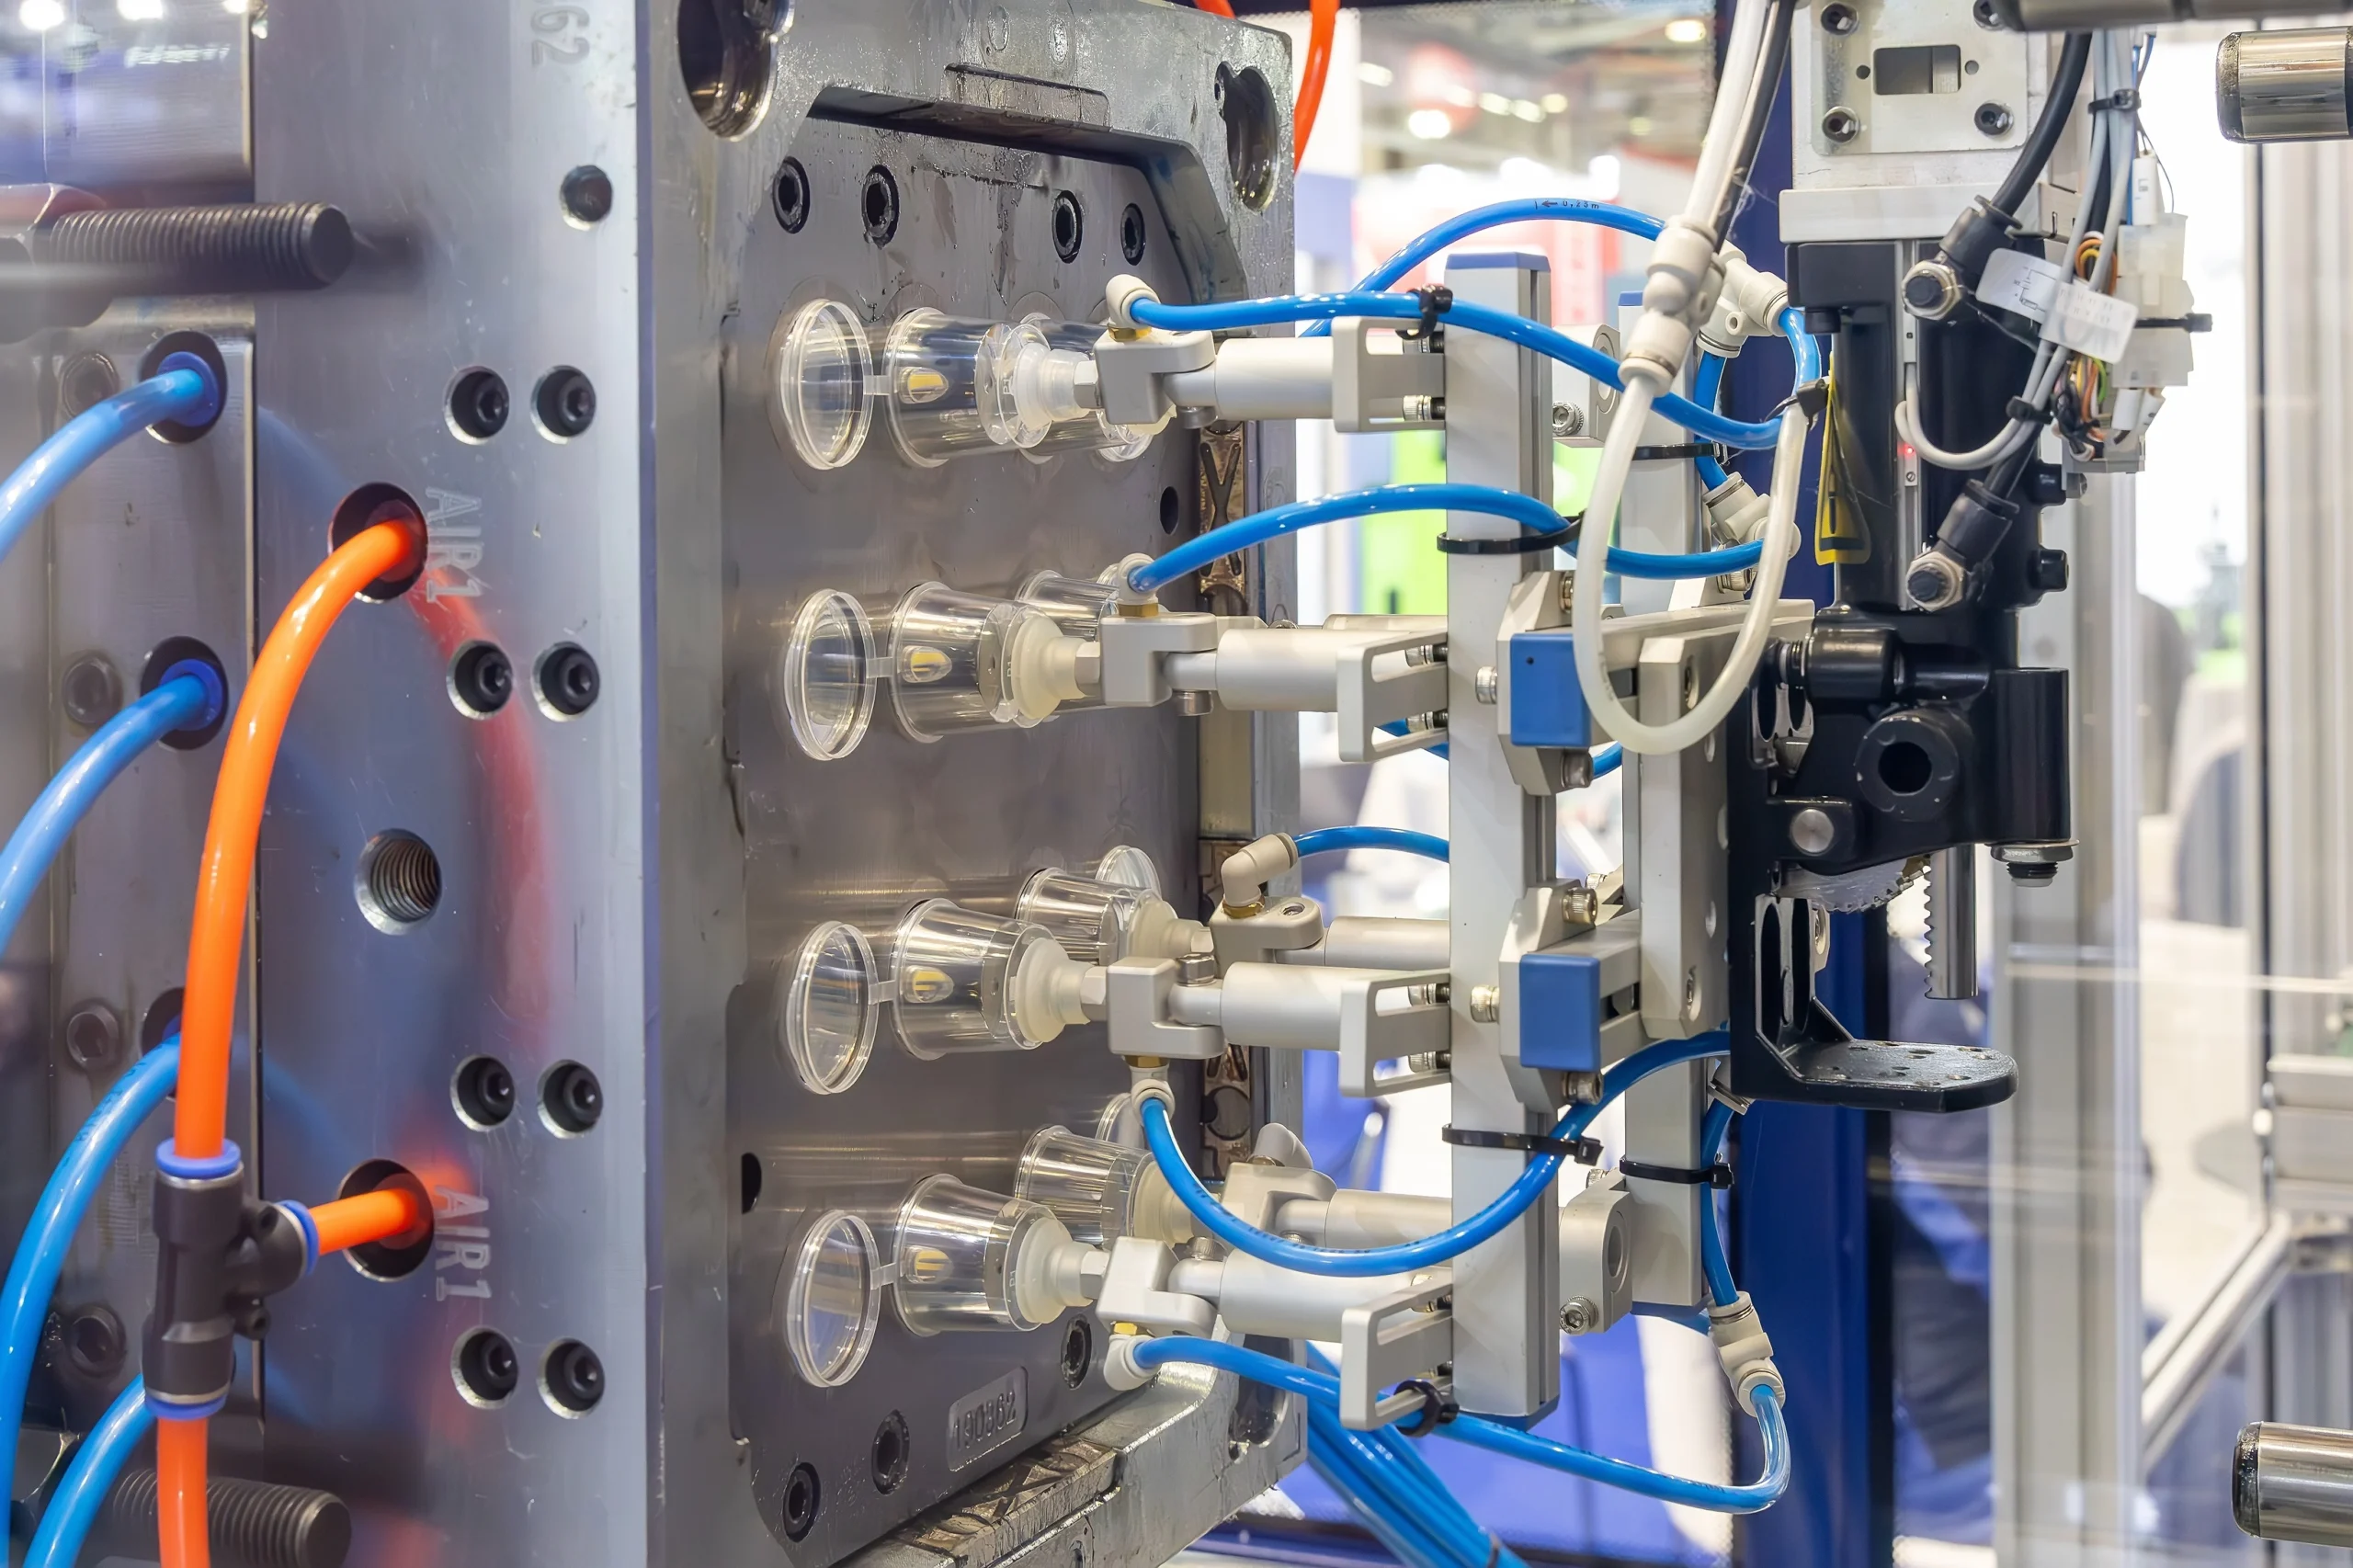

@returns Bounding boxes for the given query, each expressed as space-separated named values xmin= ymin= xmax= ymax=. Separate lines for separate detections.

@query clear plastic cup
xmin=780 ymin=921 xmax=880 ymax=1094
xmin=893 ymin=1175 xmax=1065 ymax=1335
xmin=774 ymin=589 xmax=880 ymax=760
xmin=1015 ymin=1125 xmax=1152 ymax=1246
xmin=772 ymin=299 xmax=876 ymax=471
xmin=890 ymin=899 xmax=1061 ymax=1058
xmin=782 ymin=1210 xmax=882 ymax=1384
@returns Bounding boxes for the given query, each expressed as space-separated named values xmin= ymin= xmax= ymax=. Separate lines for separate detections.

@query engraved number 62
xmin=531 ymin=5 xmax=588 ymax=64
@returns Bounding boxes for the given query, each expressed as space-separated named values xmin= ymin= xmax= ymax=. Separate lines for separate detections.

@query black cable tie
xmin=1619 ymin=1158 xmax=1735 ymax=1188
xmin=2090 ymin=87 xmax=2141 ymax=113
xmin=1398 ymin=284 xmax=1454 ymax=342
xmin=1441 ymin=1124 xmax=1601 ymax=1164
xmin=1772 ymin=380 xmax=1829 ymax=421
xmin=1632 ymin=442 xmax=1722 ymax=461
xmin=2004 ymin=395 xmax=2055 ymax=426
xmin=1435 ymin=531 xmax=1568 ymax=555
xmin=1392 ymin=1379 xmax=1460 ymax=1437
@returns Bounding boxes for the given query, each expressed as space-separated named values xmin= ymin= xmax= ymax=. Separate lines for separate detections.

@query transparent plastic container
xmin=1015 ymin=1125 xmax=1152 ymax=1246
xmin=883 ymin=311 xmax=1089 ymax=466
xmin=1017 ymin=866 xmax=1152 ymax=965
xmin=775 ymin=590 xmax=880 ymax=761
xmin=1088 ymin=843 xmax=1164 ymax=898
xmin=893 ymin=1175 xmax=1064 ymax=1335
xmin=890 ymin=899 xmax=1059 ymax=1058
xmin=783 ymin=1210 xmax=882 ymax=1384
xmin=780 ymin=921 xmax=880 ymax=1094
xmin=887 ymin=582 xmax=1071 ymax=739
xmin=1022 ymin=318 xmax=1163 ymax=462
xmin=1017 ymin=567 xmax=1120 ymax=635
xmin=772 ymin=300 xmax=876 ymax=471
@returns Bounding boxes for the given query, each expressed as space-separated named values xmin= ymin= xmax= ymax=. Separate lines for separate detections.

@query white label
xmin=2040 ymin=281 xmax=2139 ymax=362
xmin=1976 ymin=249 xmax=2063 ymax=323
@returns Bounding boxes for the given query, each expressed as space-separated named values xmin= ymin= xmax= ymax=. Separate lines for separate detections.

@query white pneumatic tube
xmin=1567 ymin=0 xmax=1791 ymax=756
xmin=1572 ymin=396 xmax=1805 ymax=756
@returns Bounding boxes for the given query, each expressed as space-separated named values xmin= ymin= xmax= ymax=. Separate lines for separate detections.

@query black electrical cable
xmin=1711 ymin=0 xmax=1797 ymax=235
xmin=1992 ymin=32 xmax=2093 ymax=217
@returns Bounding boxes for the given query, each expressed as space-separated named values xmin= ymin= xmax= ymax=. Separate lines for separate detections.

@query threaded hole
xmin=357 ymin=831 xmax=442 ymax=933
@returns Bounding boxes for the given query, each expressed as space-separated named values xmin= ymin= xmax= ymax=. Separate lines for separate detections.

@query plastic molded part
xmin=781 ymin=921 xmax=880 ymax=1094
xmin=1016 ymin=1124 xmax=1152 ymax=1246
xmin=1017 ymin=866 xmax=1150 ymax=965
xmin=1089 ymin=843 xmax=1164 ymax=897
xmin=777 ymin=590 xmax=879 ymax=761
xmin=783 ymin=1210 xmax=881 ymax=1385
xmin=1017 ymin=568 xmax=1121 ymax=635
xmin=893 ymin=1174 xmax=1062 ymax=1335
xmin=886 ymin=582 xmax=1028 ymax=740
xmin=773 ymin=300 xmax=875 ymax=472
xmin=891 ymin=899 xmax=1056 ymax=1058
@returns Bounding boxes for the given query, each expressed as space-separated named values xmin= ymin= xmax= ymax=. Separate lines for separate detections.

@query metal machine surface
xmin=1 ymin=4 xmax=1301 ymax=1566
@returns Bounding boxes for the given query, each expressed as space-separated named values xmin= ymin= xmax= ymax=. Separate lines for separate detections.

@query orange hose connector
xmin=156 ymin=1415 xmax=211 ymax=1568
xmin=310 ymin=1187 xmax=432 ymax=1256
xmin=173 ymin=520 xmax=419 ymax=1161
xmin=1293 ymin=0 xmax=1339 ymax=169
xmin=1194 ymin=0 xmax=1236 ymax=16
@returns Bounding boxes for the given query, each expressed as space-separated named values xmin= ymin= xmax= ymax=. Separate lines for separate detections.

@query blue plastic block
xmin=1506 ymin=631 xmax=1591 ymax=750
xmin=1517 ymin=949 xmax=1601 ymax=1073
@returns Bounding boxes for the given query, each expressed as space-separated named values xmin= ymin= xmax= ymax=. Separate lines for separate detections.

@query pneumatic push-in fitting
xmin=142 ymin=1140 xmax=320 ymax=1418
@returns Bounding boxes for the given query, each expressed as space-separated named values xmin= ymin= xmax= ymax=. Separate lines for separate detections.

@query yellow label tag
xmin=902 ymin=967 xmax=956 ymax=1005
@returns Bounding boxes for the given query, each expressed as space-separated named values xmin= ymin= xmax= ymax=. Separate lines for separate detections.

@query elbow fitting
xmin=1105 ymin=274 xmax=1162 ymax=330
xmin=1707 ymin=1290 xmax=1785 ymax=1416
xmin=1104 ymin=1334 xmax=1155 ymax=1391
xmin=1218 ymin=832 xmax=1301 ymax=915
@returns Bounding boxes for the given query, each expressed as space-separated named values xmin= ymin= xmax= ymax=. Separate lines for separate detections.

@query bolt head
xmin=1822 ymin=107 xmax=1860 ymax=144
xmin=1550 ymin=402 xmax=1584 ymax=437
xmin=1468 ymin=984 xmax=1501 ymax=1024
xmin=1561 ymin=1297 xmax=1600 ymax=1334
xmin=1821 ymin=2 xmax=1859 ymax=31
xmin=1975 ymin=101 xmax=2015 ymax=136
xmin=1789 ymin=806 xmax=1836 ymax=857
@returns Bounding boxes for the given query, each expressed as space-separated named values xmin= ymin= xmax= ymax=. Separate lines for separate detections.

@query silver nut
xmin=1822 ymin=106 xmax=1860 ymax=143
xmin=1474 ymin=665 xmax=1499 ymax=705
xmin=1564 ymin=882 xmax=1599 ymax=926
xmin=1175 ymin=688 xmax=1214 ymax=717
xmin=1177 ymin=951 xmax=1219 ymax=985
xmin=1550 ymin=402 xmax=1584 ymax=437
xmin=1905 ymin=547 xmax=1969 ymax=610
xmin=1789 ymin=806 xmax=1837 ymax=857
xmin=1468 ymin=984 xmax=1501 ymax=1024
xmin=1561 ymin=1297 xmax=1600 ymax=1335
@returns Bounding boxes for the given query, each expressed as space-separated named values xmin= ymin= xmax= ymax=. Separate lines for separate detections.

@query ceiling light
xmin=1541 ymin=92 xmax=1570 ymax=114
xmin=1628 ymin=115 xmax=1655 ymax=137
xmin=1442 ymin=84 xmax=1478 ymax=108
xmin=1512 ymin=99 xmax=1543 ymax=121
xmin=1478 ymin=91 xmax=1512 ymax=116
xmin=1665 ymin=17 xmax=1711 ymax=43
xmin=119 ymin=0 xmax=165 ymax=17
xmin=1407 ymin=108 xmax=1454 ymax=141
xmin=1357 ymin=61 xmax=1394 ymax=86
xmin=17 ymin=0 xmax=63 ymax=28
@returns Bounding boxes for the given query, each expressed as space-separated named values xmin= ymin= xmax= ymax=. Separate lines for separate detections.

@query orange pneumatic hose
xmin=309 ymin=1187 xmax=432 ymax=1256
xmin=172 ymin=519 xmax=419 ymax=1161
xmin=1293 ymin=0 xmax=1339 ymax=169
xmin=158 ymin=519 xmax=423 ymax=1568
xmin=1186 ymin=0 xmax=1339 ymax=167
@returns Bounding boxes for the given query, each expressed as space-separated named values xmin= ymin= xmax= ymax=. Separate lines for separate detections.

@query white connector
xmin=1219 ymin=832 xmax=1301 ymax=912
xmin=1706 ymin=1290 xmax=1785 ymax=1415
xmin=1702 ymin=473 xmax=1774 ymax=548
xmin=1698 ymin=244 xmax=1791 ymax=358
xmin=1008 ymin=938 xmax=1103 ymax=1047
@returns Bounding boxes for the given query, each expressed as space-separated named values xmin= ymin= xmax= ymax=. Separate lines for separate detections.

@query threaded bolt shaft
xmin=30 ymin=202 xmax=352 ymax=294
xmin=98 ymin=1468 xmax=352 ymax=1568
